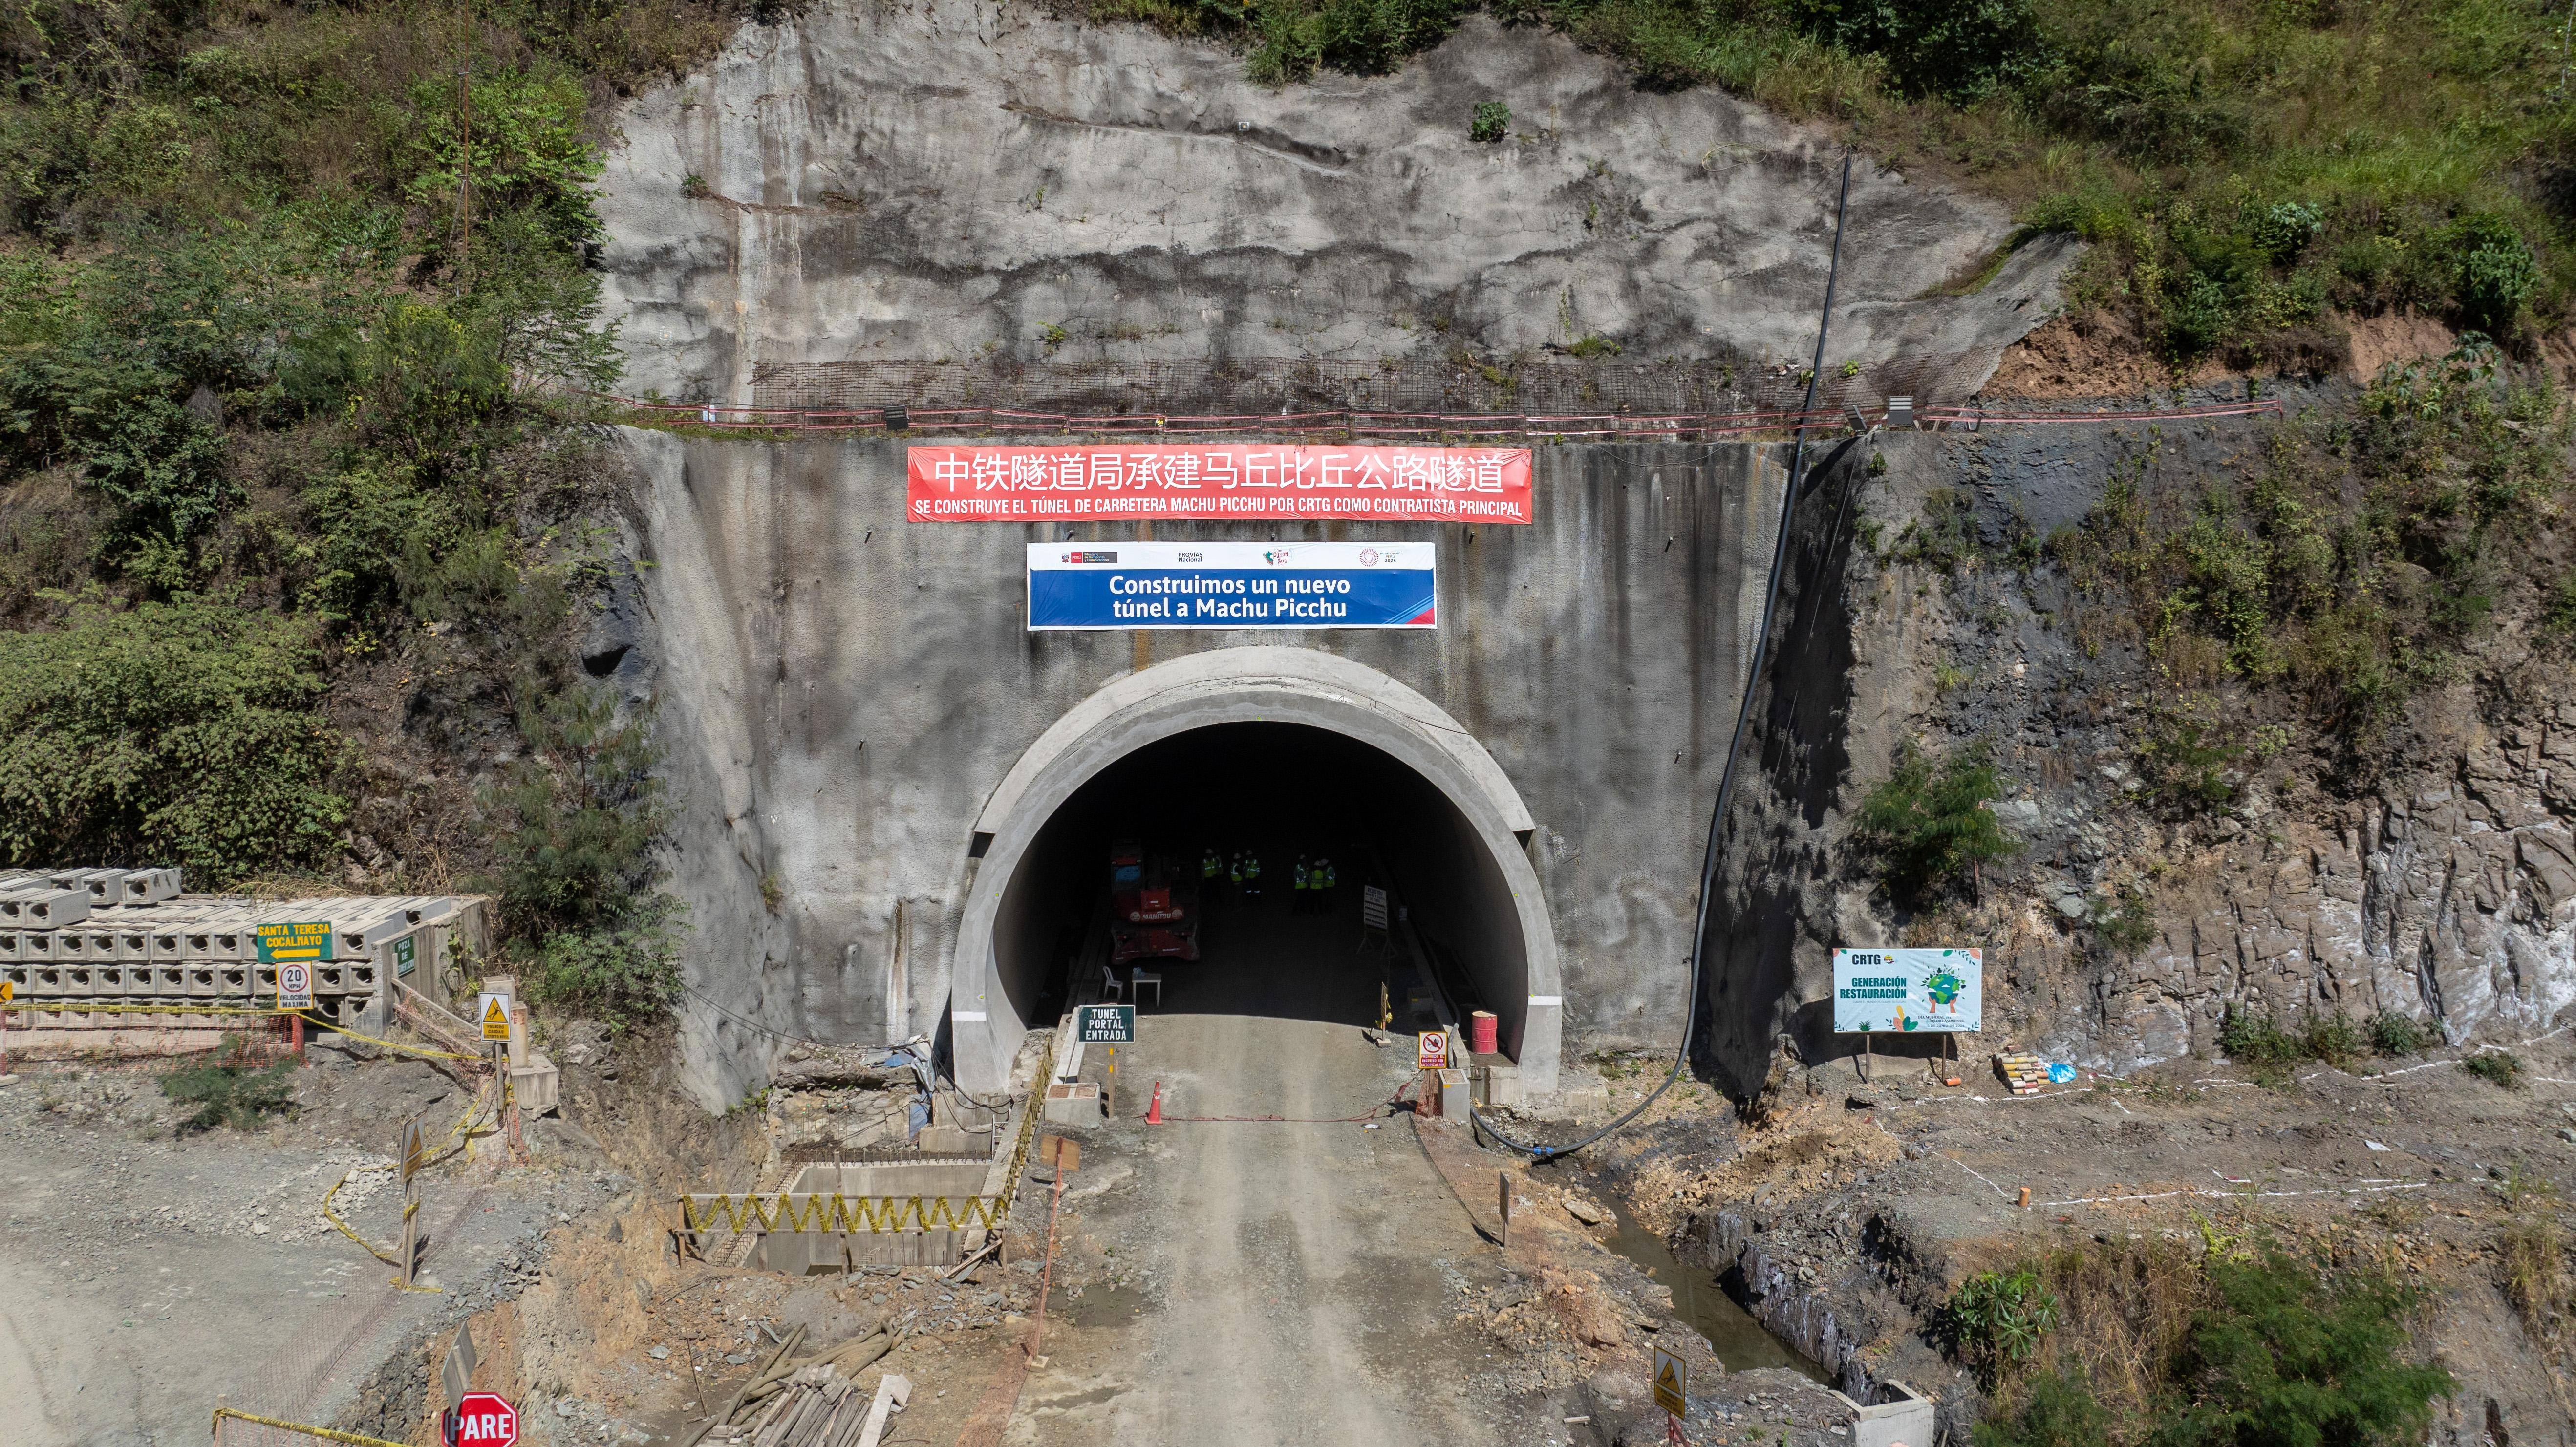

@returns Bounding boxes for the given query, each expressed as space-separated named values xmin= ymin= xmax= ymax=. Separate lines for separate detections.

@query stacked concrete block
xmin=0 ymin=871 xmax=486 ymax=1041
xmin=0 ymin=888 xmax=89 ymax=928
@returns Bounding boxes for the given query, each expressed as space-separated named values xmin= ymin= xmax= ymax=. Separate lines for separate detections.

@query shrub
xmin=2133 ymin=714 xmax=2240 ymax=817
xmin=2154 ymin=1250 xmax=2452 ymax=1447
xmin=484 ymin=687 xmax=670 ymax=935
xmin=1471 ymin=100 xmax=1509 ymax=142
xmin=2443 ymin=213 xmax=2538 ymax=335
xmin=2088 ymin=890 xmax=2157 ymax=957
xmin=2366 ymin=1011 xmax=2426 ymax=1056
xmin=2217 ymin=1008 xmax=2302 ymax=1080
xmin=1944 ymin=1268 xmax=2059 ymax=1385
xmin=1852 ymin=742 xmax=2019 ymax=906
xmin=1975 ymin=1366 xmax=2112 ymax=1447
xmin=0 ymin=596 xmax=346 ymax=887
xmin=526 ymin=900 xmax=687 ymax=1033
xmin=2463 ymin=1052 xmax=2526 ymax=1090
xmin=1793 ymin=0 xmax=2042 ymax=100
xmin=2248 ymin=202 xmax=2322 ymax=264
xmin=161 ymin=1039 xmax=296 ymax=1133
xmin=2301 ymin=1011 xmax=2365 ymax=1068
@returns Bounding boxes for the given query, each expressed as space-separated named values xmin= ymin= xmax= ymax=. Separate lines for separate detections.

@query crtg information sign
xmin=1832 ymin=948 xmax=1982 ymax=1034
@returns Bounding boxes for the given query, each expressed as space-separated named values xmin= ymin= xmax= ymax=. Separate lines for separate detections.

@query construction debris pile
xmin=699 ymin=1321 xmax=915 ymax=1447
xmin=0 ymin=867 xmax=489 ymax=1032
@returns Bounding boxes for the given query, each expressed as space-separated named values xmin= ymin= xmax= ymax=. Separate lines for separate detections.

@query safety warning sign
xmin=479 ymin=995 xmax=511 ymax=1041
xmin=1653 ymin=1345 xmax=1687 ymax=1416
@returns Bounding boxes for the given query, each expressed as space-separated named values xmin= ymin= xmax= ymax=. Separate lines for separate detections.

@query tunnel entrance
xmin=946 ymin=647 xmax=1562 ymax=1098
xmin=994 ymin=722 xmax=1519 ymax=1036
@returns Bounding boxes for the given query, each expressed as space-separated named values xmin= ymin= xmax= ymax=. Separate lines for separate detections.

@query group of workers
xmin=1199 ymin=846 xmax=1340 ymax=911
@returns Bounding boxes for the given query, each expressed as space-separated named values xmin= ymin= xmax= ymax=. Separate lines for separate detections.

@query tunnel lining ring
xmin=946 ymin=646 xmax=1562 ymax=1099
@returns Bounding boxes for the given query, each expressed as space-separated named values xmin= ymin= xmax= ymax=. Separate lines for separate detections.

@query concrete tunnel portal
xmin=947 ymin=648 xmax=1563 ymax=1100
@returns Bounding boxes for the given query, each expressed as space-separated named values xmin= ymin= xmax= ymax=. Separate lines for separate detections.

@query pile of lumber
xmin=703 ymin=1364 xmax=909 ymax=1447
xmin=1994 ymin=1054 xmax=2053 ymax=1095
xmin=691 ymin=1322 xmax=914 ymax=1447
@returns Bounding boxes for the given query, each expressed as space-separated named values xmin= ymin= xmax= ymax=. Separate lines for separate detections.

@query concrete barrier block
xmin=31 ymin=966 xmax=64 ymax=997
xmin=119 ymin=868 xmax=182 ymax=905
xmin=1041 ymin=1081 xmax=1102 ymax=1126
xmin=1849 ymin=1383 xmax=1938 ymax=1447
xmin=114 ymin=926 xmax=150 ymax=961
xmin=0 ymin=930 xmax=15 ymax=963
xmin=185 ymin=966 xmax=219 ymax=997
xmin=510 ymin=1056 xmax=561 ymax=1116
xmin=0 ymin=889 xmax=89 ymax=928
xmin=154 ymin=965 xmax=186 ymax=996
xmin=16 ymin=930 xmax=54 ymax=962
xmin=60 ymin=966 xmax=94 ymax=995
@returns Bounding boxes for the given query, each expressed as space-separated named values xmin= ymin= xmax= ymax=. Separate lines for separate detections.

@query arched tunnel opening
xmin=986 ymin=721 xmax=1537 ymax=1064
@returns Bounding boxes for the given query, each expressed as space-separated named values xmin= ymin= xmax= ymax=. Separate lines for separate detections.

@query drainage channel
xmin=1601 ymin=1199 xmax=1829 ymax=1382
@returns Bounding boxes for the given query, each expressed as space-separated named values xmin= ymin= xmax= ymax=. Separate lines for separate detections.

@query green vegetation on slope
xmin=1082 ymin=0 xmax=2571 ymax=364
xmin=0 ymin=0 xmax=748 ymax=1014
xmin=2050 ymin=340 xmax=2570 ymax=771
xmin=1964 ymin=1237 xmax=2453 ymax=1447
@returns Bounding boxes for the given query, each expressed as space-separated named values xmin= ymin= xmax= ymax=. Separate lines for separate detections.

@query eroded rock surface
xmin=594 ymin=1 xmax=2071 ymax=405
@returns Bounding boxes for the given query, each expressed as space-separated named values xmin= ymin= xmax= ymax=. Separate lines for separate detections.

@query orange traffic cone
xmin=1146 ymin=1080 xmax=1164 ymax=1125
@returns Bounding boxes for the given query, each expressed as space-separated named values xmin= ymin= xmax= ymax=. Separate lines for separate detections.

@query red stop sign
xmin=447 ymin=1393 xmax=519 ymax=1447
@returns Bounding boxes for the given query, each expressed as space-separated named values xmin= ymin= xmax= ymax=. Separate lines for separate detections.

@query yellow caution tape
xmin=212 ymin=1407 xmax=408 ymax=1447
xmin=288 ymin=1010 xmax=486 ymax=1063
xmin=680 ymin=1192 xmax=1015 ymax=1234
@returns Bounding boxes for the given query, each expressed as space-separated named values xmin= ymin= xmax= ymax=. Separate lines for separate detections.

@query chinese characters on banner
xmin=905 ymin=445 xmax=1533 ymax=523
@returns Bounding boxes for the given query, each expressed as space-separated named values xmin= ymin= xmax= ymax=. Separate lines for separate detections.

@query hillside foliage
xmin=1083 ymin=0 xmax=2570 ymax=365
xmin=0 ymin=0 xmax=723 ymax=1004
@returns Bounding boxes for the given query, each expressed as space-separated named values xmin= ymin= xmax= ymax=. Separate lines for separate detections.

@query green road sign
xmin=1077 ymin=1004 xmax=1136 ymax=1043
xmin=256 ymin=920 xmax=332 ymax=964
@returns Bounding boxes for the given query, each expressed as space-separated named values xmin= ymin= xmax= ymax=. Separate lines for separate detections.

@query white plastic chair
xmin=1129 ymin=964 xmax=1163 ymax=1007
xmin=1100 ymin=965 xmax=1124 ymax=1002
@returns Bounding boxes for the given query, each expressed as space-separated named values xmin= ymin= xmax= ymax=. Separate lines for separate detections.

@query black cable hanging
xmin=1474 ymin=149 xmax=1858 ymax=1163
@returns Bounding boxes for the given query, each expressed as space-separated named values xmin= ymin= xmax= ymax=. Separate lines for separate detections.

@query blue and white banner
xmin=1027 ymin=542 xmax=1436 ymax=631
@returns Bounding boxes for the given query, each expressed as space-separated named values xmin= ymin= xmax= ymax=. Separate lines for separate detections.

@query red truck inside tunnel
xmin=1108 ymin=840 xmax=1199 ymax=963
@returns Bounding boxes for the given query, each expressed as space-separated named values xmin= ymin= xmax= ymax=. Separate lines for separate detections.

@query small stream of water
xmin=1600 ymin=1201 xmax=1829 ymax=1382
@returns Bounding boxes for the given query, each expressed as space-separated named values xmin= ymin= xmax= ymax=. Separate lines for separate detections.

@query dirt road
xmin=1005 ymin=888 xmax=1572 ymax=1445
xmin=0 ymin=1055 xmax=618 ymax=1447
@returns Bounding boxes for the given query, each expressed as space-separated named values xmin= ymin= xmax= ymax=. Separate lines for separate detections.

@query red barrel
xmin=1468 ymin=1010 xmax=1498 ymax=1055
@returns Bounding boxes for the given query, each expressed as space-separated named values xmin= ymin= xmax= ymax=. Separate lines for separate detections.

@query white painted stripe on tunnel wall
xmin=952 ymin=1011 xmax=988 ymax=1021
xmin=1528 ymin=996 xmax=1562 ymax=1005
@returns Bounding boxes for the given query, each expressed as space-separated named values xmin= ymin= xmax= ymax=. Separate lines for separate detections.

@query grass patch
xmin=2463 ymin=1051 xmax=2526 ymax=1091
xmin=1970 ymin=1234 xmax=2453 ymax=1447
xmin=161 ymin=1038 xmax=295 ymax=1133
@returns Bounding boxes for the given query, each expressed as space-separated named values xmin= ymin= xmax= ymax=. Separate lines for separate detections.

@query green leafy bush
xmin=0 ymin=596 xmax=346 ymax=886
xmin=2463 ymin=1052 xmax=2525 ymax=1091
xmin=1945 ymin=1268 xmax=2060 ymax=1384
xmin=1470 ymin=101 xmax=1509 ymax=142
xmin=1792 ymin=0 xmax=2042 ymax=100
xmin=2443 ymin=213 xmax=2537 ymax=336
xmin=161 ymin=1038 xmax=297 ymax=1133
xmin=2366 ymin=1011 xmax=2427 ymax=1057
xmin=1975 ymin=1367 xmax=2112 ymax=1447
xmin=2218 ymin=1008 xmax=2302 ymax=1075
xmin=483 ymin=686 xmax=689 ymax=1027
xmin=2154 ymin=1250 xmax=2453 ymax=1447
xmin=1853 ymin=742 xmax=2019 ymax=906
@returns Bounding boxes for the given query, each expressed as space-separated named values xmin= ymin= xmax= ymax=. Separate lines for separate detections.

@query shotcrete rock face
xmin=593 ymin=2 xmax=2071 ymax=405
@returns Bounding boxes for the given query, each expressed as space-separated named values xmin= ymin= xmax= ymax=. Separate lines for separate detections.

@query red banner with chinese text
xmin=905 ymin=445 xmax=1533 ymax=523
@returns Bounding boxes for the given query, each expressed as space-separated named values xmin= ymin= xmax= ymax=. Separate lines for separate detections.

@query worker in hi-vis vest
xmin=1320 ymin=857 xmax=1338 ymax=908
xmin=1203 ymin=846 xmax=1225 ymax=904
xmin=1290 ymin=856 xmax=1309 ymax=913
xmin=1241 ymin=851 xmax=1262 ymax=900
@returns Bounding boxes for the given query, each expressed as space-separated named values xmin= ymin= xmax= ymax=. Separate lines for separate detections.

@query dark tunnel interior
xmin=989 ymin=722 xmax=1536 ymax=1053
